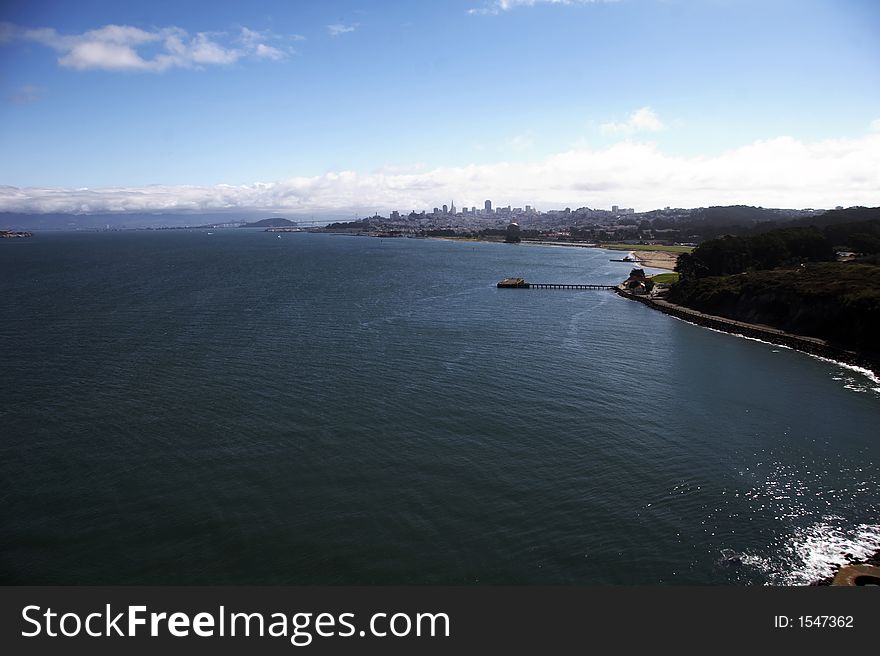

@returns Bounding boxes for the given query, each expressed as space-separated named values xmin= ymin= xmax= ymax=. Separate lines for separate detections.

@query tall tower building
xmin=450 ymin=201 xmax=456 ymax=214
xmin=484 ymin=199 xmax=492 ymax=213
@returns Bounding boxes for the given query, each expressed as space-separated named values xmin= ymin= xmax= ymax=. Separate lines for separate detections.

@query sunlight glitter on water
xmin=740 ymin=521 xmax=880 ymax=585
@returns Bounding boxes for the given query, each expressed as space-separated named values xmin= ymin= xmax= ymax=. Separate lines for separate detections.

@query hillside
xmin=666 ymin=262 xmax=880 ymax=356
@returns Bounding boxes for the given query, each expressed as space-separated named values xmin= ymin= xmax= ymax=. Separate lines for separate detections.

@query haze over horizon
xmin=1 ymin=0 xmax=878 ymax=216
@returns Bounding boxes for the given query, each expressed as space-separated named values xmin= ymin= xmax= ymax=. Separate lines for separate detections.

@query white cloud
xmin=601 ymin=106 xmax=666 ymax=135
xmin=0 ymin=22 xmax=289 ymax=72
xmin=3 ymin=130 xmax=879 ymax=215
xmin=254 ymin=43 xmax=286 ymax=60
xmin=327 ymin=24 xmax=356 ymax=37
xmin=870 ymin=118 xmax=880 ymax=133
xmin=469 ymin=0 xmax=615 ymax=15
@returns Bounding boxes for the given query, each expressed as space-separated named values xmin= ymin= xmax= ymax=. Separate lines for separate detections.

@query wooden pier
xmin=497 ymin=278 xmax=615 ymax=290
xmin=528 ymin=283 xmax=615 ymax=290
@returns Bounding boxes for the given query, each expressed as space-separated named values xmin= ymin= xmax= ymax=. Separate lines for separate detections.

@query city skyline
xmin=1 ymin=0 xmax=878 ymax=215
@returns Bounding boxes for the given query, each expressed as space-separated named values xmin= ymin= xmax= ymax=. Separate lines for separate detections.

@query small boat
xmin=610 ymin=255 xmax=638 ymax=262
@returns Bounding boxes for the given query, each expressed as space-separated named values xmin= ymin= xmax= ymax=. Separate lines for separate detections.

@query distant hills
xmin=0 ymin=212 xmax=254 ymax=230
xmin=0 ymin=213 xmax=311 ymax=231
xmin=2 ymin=206 xmax=877 ymax=240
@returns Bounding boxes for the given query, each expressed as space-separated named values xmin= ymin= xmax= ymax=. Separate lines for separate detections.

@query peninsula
xmin=618 ymin=207 xmax=880 ymax=376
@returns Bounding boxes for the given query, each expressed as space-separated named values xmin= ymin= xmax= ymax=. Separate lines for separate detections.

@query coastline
xmin=426 ymin=236 xmax=680 ymax=270
xmin=616 ymin=287 xmax=880 ymax=380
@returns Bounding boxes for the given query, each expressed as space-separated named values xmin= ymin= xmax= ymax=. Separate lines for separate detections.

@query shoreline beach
xmin=631 ymin=250 xmax=678 ymax=271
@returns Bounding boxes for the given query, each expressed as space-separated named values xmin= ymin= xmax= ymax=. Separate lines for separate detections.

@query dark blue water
xmin=1 ymin=231 xmax=878 ymax=584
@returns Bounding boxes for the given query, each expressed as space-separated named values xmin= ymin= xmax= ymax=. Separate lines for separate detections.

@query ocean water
xmin=1 ymin=230 xmax=878 ymax=585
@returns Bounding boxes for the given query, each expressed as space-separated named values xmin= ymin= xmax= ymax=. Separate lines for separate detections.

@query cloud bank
xmin=0 ymin=22 xmax=290 ymax=71
xmin=2 ymin=131 xmax=878 ymax=215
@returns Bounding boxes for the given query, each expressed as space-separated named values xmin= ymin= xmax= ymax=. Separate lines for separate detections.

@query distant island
xmin=238 ymin=218 xmax=299 ymax=228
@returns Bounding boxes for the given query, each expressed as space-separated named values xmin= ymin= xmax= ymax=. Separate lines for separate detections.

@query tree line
xmin=675 ymin=215 xmax=880 ymax=280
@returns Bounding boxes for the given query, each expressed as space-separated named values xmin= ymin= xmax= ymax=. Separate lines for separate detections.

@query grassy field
xmin=648 ymin=272 xmax=681 ymax=284
xmin=601 ymin=243 xmax=694 ymax=253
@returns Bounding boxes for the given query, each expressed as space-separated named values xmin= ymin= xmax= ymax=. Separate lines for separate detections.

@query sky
xmin=0 ymin=0 xmax=878 ymax=216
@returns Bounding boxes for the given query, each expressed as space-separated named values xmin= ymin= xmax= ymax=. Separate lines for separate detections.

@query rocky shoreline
xmin=615 ymin=288 xmax=880 ymax=379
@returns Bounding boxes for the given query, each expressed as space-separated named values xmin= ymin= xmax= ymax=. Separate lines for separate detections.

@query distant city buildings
xmin=382 ymin=198 xmax=644 ymax=226
xmin=326 ymin=201 xmax=828 ymax=248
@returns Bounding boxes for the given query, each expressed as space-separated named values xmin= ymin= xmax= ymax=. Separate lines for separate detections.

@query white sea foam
xmin=740 ymin=521 xmax=880 ymax=585
xmin=662 ymin=313 xmax=880 ymax=395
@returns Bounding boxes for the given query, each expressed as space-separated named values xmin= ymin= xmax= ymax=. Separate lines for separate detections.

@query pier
xmin=497 ymin=278 xmax=615 ymax=290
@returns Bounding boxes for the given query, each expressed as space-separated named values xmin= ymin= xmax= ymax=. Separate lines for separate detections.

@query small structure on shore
xmin=504 ymin=222 xmax=521 ymax=243
xmin=622 ymin=268 xmax=650 ymax=295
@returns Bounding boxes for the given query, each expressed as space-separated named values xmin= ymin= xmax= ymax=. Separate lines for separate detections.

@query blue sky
xmin=0 ymin=0 xmax=878 ymax=214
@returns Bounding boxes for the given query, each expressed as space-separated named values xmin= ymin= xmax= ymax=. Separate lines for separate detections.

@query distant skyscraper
xmin=443 ymin=204 xmax=448 ymax=214
xmin=484 ymin=199 xmax=492 ymax=213
xmin=450 ymin=201 xmax=456 ymax=214
xmin=612 ymin=205 xmax=619 ymax=213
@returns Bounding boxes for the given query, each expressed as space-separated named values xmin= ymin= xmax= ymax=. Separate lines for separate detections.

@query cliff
xmin=665 ymin=263 xmax=880 ymax=361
